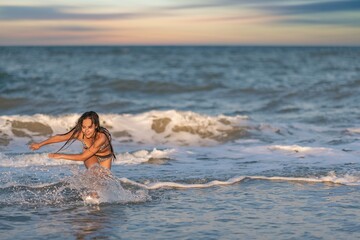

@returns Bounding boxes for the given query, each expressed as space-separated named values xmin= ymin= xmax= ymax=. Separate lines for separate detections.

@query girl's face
xmin=82 ymin=118 xmax=96 ymax=139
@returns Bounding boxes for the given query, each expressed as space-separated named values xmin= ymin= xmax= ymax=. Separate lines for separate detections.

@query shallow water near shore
xmin=0 ymin=46 xmax=360 ymax=239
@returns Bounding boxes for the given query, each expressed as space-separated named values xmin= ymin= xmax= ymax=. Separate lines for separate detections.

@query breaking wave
xmin=0 ymin=110 xmax=250 ymax=151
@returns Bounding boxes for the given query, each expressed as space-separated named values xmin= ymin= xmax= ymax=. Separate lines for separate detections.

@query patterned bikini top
xmin=82 ymin=134 xmax=109 ymax=153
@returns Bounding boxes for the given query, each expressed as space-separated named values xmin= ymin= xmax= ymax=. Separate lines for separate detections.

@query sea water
xmin=0 ymin=46 xmax=359 ymax=239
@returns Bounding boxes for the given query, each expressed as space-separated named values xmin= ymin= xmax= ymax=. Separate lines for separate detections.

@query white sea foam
xmin=268 ymin=145 xmax=330 ymax=154
xmin=0 ymin=152 xmax=74 ymax=168
xmin=116 ymin=148 xmax=176 ymax=165
xmin=0 ymin=148 xmax=175 ymax=167
xmin=346 ymin=128 xmax=360 ymax=134
xmin=251 ymin=172 xmax=360 ymax=186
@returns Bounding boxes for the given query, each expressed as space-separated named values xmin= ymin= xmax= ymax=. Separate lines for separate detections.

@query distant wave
xmin=105 ymin=79 xmax=225 ymax=94
xmin=0 ymin=96 xmax=27 ymax=110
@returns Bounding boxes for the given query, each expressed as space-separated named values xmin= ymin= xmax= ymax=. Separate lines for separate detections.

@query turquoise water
xmin=0 ymin=46 xmax=359 ymax=239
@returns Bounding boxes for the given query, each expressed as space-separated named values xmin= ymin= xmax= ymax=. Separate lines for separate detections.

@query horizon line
xmin=1 ymin=43 xmax=359 ymax=48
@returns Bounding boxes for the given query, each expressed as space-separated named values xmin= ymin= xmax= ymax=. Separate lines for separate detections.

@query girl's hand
xmin=29 ymin=142 xmax=41 ymax=151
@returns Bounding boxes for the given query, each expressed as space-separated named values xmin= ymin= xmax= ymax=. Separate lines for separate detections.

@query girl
xmin=30 ymin=111 xmax=115 ymax=170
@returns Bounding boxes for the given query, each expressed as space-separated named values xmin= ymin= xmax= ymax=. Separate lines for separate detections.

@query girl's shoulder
xmin=73 ymin=130 xmax=83 ymax=140
xmin=95 ymin=131 xmax=108 ymax=142
xmin=99 ymin=128 xmax=111 ymax=139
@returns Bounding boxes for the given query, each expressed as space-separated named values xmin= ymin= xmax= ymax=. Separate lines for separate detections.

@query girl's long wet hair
xmin=56 ymin=111 xmax=116 ymax=159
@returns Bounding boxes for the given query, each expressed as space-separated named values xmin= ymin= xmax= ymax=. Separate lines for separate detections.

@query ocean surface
xmin=0 ymin=46 xmax=359 ymax=239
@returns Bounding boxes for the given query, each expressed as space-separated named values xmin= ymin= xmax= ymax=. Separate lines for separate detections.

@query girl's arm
xmin=29 ymin=129 xmax=75 ymax=151
xmin=48 ymin=134 xmax=106 ymax=162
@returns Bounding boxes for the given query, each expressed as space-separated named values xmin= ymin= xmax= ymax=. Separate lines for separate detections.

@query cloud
xmin=159 ymin=0 xmax=360 ymax=16
xmin=160 ymin=0 xmax=285 ymax=10
xmin=263 ymin=0 xmax=360 ymax=15
xmin=276 ymin=17 xmax=360 ymax=27
xmin=194 ymin=14 xmax=276 ymax=23
xmin=155 ymin=0 xmax=360 ymax=28
xmin=159 ymin=0 xmax=360 ymax=13
xmin=259 ymin=0 xmax=360 ymax=27
xmin=0 ymin=6 xmax=137 ymax=21
xmin=157 ymin=0 xmax=360 ymax=26
xmin=50 ymin=26 xmax=106 ymax=32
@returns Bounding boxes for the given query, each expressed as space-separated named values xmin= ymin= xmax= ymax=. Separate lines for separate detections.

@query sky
xmin=0 ymin=0 xmax=359 ymax=46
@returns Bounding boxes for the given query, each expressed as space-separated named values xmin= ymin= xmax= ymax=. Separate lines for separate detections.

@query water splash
xmin=67 ymin=164 xmax=150 ymax=205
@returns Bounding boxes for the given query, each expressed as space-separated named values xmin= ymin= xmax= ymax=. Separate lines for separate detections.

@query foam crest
xmin=346 ymin=128 xmax=360 ymax=134
xmin=115 ymin=148 xmax=175 ymax=165
xmin=251 ymin=173 xmax=360 ymax=186
xmin=120 ymin=172 xmax=360 ymax=190
xmin=146 ymin=176 xmax=248 ymax=189
xmin=268 ymin=145 xmax=329 ymax=154
xmin=318 ymin=171 xmax=360 ymax=186
xmin=119 ymin=176 xmax=248 ymax=190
